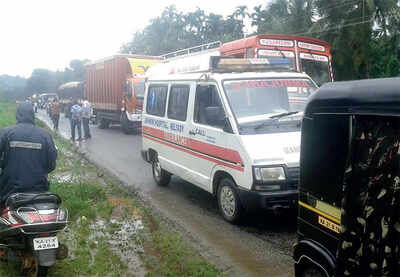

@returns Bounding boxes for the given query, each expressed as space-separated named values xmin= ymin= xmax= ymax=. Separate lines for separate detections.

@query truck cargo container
xmin=85 ymin=54 xmax=161 ymax=133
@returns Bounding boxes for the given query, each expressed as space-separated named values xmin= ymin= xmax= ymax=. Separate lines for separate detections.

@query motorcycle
xmin=0 ymin=193 xmax=68 ymax=277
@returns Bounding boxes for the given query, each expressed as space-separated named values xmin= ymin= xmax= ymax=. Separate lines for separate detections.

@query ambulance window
xmin=146 ymin=85 xmax=168 ymax=117
xmin=167 ymin=85 xmax=190 ymax=121
xmin=193 ymin=85 xmax=225 ymax=129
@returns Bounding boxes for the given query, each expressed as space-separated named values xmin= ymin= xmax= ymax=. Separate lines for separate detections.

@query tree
xmin=69 ymin=59 xmax=90 ymax=81
xmin=26 ymin=69 xmax=56 ymax=94
xmin=251 ymin=0 xmax=314 ymax=34
xmin=0 ymin=75 xmax=27 ymax=101
xmin=250 ymin=0 xmax=400 ymax=80
xmin=120 ymin=6 xmax=246 ymax=56
xmin=313 ymin=0 xmax=400 ymax=80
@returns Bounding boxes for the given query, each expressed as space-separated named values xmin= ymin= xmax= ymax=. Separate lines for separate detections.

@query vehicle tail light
xmin=19 ymin=211 xmax=42 ymax=224
xmin=19 ymin=210 xmax=58 ymax=224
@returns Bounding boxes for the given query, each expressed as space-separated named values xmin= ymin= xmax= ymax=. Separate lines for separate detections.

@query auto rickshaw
xmin=293 ymin=77 xmax=400 ymax=276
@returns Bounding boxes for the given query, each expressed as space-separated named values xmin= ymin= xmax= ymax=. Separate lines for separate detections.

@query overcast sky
xmin=0 ymin=0 xmax=268 ymax=77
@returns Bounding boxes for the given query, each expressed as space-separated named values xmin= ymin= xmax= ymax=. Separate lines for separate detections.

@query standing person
xmin=82 ymin=98 xmax=91 ymax=139
xmin=0 ymin=102 xmax=57 ymax=205
xmin=65 ymin=98 xmax=74 ymax=139
xmin=50 ymin=99 xmax=60 ymax=131
xmin=70 ymin=100 xmax=82 ymax=141
xmin=65 ymin=98 xmax=73 ymax=119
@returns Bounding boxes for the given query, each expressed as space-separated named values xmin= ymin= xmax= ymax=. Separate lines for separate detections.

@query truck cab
xmin=121 ymin=76 xmax=146 ymax=133
xmin=85 ymin=55 xmax=161 ymax=134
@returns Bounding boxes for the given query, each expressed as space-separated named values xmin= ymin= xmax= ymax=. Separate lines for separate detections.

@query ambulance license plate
xmin=33 ymin=236 xmax=59 ymax=250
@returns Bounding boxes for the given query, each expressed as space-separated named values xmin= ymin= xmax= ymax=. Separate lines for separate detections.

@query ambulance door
xmin=187 ymin=83 xmax=233 ymax=191
xmin=162 ymin=83 xmax=192 ymax=178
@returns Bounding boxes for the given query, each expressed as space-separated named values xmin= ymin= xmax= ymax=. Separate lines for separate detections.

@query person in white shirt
xmin=82 ymin=98 xmax=92 ymax=139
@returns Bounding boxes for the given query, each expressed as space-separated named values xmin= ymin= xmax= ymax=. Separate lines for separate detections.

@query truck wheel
xmin=99 ymin=118 xmax=109 ymax=129
xmin=152 ymin=155 xmax=171 ymax=186
xmin=120 ymin=112 xmax=132 ymax=134
xmin=217 ymin=178 xmax=243 ymax=224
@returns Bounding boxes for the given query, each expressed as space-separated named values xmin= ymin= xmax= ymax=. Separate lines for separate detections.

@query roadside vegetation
xmin=0 ymin=101 xmax=225 ymax=276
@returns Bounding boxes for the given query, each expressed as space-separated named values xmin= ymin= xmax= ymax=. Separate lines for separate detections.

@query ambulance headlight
xmin=254 ymin=167 xmax=286 ymax=182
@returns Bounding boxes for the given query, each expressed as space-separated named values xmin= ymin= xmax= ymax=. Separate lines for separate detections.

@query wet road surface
xmin=38 ymin=110 xmax=296 ymax=277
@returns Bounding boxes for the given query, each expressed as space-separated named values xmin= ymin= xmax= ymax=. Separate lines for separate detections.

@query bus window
xmin=258 ymin=50 xmax=296 ymax=70
xmin=300 ymin=53 xmax=331 ymax=86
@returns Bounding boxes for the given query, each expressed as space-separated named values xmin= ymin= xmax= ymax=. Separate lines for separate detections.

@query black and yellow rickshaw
xmin=293 ymin=77 xmax=400 ymax=276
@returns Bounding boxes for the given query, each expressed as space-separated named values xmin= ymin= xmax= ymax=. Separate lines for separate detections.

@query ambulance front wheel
xmin=152 ymin=156 xmax=171 ymax=186
xmin=217 ymin=178 xmax=243 ymax=224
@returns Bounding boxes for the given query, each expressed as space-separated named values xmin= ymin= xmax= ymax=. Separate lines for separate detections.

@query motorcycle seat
xmin=5 ymin=193 xmax=62 ymax=210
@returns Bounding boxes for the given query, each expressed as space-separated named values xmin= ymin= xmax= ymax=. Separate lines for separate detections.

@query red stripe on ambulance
xmin=142 ymin=126 xmax=244 ymax=171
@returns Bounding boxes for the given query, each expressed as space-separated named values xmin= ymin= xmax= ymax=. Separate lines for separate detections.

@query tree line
xmin=121 ymin=1 xmax=400 ymax=81
xmin=1 ymin=1 xmax=399 ymax=101
xmin=0 ymin=59 xmax=88 ymax=101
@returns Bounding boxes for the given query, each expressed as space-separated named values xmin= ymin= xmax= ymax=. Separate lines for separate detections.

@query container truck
xmin=57 ymin=81 xmax=84 ymax=114
xmin=85 ymin=54 xmax=161 ymax=133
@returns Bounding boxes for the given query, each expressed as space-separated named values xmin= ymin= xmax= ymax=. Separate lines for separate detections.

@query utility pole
xmin=363 ymin=0 xmax=370 ymax=78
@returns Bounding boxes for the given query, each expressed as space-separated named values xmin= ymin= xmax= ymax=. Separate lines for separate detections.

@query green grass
xmin=0 ymin=102 xmax=16 ymax=128
xmin=0 ymin=101 xmax=226 ymax=277
xmin=149 ymin=231 xmax=223 ymax=277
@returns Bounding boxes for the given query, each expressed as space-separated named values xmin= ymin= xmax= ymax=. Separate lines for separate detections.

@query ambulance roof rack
xmin=161 ymin=41 xmax=221 ymax=60
xmin=209 ymin=56 xmax=296 ymax=73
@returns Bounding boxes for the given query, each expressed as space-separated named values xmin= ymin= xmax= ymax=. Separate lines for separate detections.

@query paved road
xmin=39 ymin=110 xmax=296 ymax=277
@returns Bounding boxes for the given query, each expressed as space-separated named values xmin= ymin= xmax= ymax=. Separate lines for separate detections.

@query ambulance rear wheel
xmin=217 ymin=178 xmax=243 ymax=224
xmin=152 ymin=156 xmax=171 ymax=186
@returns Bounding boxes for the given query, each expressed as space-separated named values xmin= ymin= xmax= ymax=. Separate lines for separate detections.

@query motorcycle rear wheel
xmin=25 ymin=256 xmax=49 ymax=277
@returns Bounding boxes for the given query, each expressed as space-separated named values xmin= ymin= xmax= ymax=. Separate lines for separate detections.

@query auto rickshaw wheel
xmin=301 ymin=264 xmax=325 ymax=277
xmin=217 ymin=178 xmax=242 ymax=224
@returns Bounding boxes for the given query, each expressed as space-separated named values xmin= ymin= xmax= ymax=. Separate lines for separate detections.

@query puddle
xmin=53 ymin=172 xmax=74 ymax=182
xmin=87 ymin=214 xmax=147 ymax=276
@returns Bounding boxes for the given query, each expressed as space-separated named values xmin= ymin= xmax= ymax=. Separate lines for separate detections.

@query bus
xmin=220 ymin=34 xmax=333 ymax=86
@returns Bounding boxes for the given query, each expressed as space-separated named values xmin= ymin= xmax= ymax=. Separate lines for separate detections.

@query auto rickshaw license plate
xmin=33 ymin=236 xmax=59 ymax=250
xmin=318 ymin=216 xmax=340 ymax=233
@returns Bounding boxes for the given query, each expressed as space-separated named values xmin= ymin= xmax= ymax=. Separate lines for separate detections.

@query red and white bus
xmin=220 ymin=34 xmax=333 ymax=86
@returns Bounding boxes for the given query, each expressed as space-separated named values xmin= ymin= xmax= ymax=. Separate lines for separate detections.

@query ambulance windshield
xmin=223 ymin=79 xmax=317 ymax=124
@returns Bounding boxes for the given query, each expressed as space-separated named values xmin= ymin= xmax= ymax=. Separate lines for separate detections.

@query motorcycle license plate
xmin=33 ymin=236 xmax=59 ymax=250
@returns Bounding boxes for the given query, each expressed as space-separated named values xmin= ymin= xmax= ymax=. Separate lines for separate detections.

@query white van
xmin=141 ymin=57 xmax=318 ymax=223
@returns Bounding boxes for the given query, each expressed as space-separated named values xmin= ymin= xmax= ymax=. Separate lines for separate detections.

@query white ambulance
xmin=141 ymin=53 xmax=317 ymax=223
